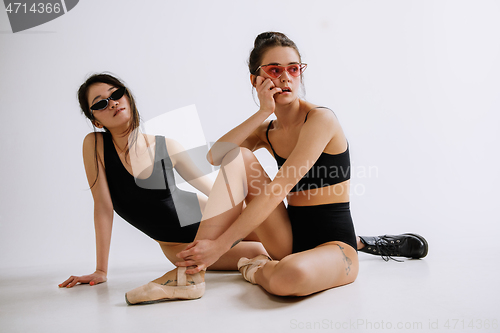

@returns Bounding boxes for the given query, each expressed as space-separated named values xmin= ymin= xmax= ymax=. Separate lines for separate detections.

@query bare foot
xmin=152 ymin=267 xmax=205 ymax=286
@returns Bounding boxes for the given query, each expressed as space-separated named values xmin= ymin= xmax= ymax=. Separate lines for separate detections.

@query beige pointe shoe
xmin=125 ymin=266 xmax=205 ymax=305
xmin=237 ymin=254 xmax=272 ymax=284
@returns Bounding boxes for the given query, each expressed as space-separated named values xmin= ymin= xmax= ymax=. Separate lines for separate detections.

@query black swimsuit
xmin=103 ymin=132 xmax=201 ymax=243
xmin=266 ymin=108 xmax=357 ymax=252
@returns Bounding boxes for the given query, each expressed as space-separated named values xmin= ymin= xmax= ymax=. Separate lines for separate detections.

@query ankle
xmin=253 ymin=262 xmax=268 ymax=285
xmin=357 ymin=237 xmax=366 ymax=250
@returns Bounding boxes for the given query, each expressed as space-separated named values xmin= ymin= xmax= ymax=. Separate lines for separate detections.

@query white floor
xmin=1 ymin=238 xmax=499 ymax=333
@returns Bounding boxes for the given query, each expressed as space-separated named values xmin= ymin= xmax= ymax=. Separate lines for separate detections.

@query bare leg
xmin=192 ymin=147 xmax=292 ymax=259
xmin=254 ymin=242 xmax=359 ymax=296
xmin=240 ymin=148 xmax=292 ymax=259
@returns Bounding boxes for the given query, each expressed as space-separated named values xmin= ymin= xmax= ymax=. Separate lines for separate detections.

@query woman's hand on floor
xmin=58 ymin=270 xmax=107 ymax=288
xmin=175 ymin=239 xmax=226 ymax=274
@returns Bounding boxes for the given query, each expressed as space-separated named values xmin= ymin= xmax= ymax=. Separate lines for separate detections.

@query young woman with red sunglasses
xmin=62 ymin=34 xmax=427 ymax=303
xmin=160 ymin=32 xmax=427 ymax=300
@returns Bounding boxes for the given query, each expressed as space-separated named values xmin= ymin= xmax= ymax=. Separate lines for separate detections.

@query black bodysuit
xmin=103 ymin=132 xmax=201 ymax=243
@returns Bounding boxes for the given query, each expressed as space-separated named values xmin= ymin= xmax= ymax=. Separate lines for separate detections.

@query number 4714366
xmin=5 ymin=2 xmax=61 ymax=14
xmin=444 ymin=319 xmax=498 ymax=330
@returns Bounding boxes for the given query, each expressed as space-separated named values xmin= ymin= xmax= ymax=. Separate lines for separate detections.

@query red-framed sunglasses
xmin=256 ymin=63 xmax=307 ymax=79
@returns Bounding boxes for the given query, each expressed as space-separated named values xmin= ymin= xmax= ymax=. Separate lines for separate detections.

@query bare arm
xmin=207 ymin=77 xmax=281 ymax=165
xmin=59 ymin=133 xmax=113 ymax=287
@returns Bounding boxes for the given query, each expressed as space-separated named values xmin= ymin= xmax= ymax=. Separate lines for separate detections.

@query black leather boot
xmin=358 ymin=233 xmax=428 ymax=261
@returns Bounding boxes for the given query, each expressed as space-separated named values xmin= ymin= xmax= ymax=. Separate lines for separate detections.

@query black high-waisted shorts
xmin=287 ymin=202 xmax=357 ymax=253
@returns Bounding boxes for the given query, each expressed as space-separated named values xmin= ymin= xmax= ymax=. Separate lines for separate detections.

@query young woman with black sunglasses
xmin=59 ymin=74 xmax=268 ymax=294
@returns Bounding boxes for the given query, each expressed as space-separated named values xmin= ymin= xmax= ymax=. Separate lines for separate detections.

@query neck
xmin=274 ymin=98 xmax=305 ymax=129
xmin=107 ymin=124 xmax=135 ymax=153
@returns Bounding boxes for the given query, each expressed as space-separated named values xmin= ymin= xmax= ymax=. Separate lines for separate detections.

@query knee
xmin=220 ymin=147 xmax=260 ymax=172
xmin=267 ymin=259 xmax=311 ymax=296
xmin=239 ymin=147 xmax=259 ymax=164
xmin=220 ymin=146 xmax=245 ymax=166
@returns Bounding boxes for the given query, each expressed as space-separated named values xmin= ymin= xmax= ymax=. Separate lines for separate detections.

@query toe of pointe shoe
xmin=125 ymin=267 xmax=205 ymax=305
xmin=125 ymin=283 xmax=156 ymax=305
xmin=125 ymin=282 xmax=205 ymax=305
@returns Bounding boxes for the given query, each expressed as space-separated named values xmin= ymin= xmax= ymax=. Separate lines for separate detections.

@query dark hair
xmin=77 ymin=73 xmax=141 ymax=188
xmin=248 ymin=31 xmax=302 ymax=76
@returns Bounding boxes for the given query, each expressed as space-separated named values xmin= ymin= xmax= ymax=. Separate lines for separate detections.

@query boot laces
xmin=375 ymin=236 xmax=403 ymax=262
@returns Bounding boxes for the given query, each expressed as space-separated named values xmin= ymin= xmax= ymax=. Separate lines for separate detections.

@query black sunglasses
xmin=90 ymin=87 xmax=126 ymax=112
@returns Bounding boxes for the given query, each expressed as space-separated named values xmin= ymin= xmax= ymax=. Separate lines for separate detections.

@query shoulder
xmin=83 ymin=131 xmax=105 ymax=150
xmin=306 ymin=107 xmax=337 ymax=123
xmin=82 ymin=132 xmax=106 ymax=162
xmin=304 ymin=107 xmax=338 ymax=130
xmin=303 ymin=107 xmax=348 ymax=151
xmin=82 ymin=132 xmax=106 ymax=172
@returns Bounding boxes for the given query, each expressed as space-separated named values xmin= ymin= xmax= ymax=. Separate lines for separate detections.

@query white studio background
xmin=0 ymin=0 xmax=499 ymax=273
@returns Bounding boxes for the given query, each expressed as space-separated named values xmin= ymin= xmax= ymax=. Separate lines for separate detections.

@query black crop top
xmin=103 ymin=132 xmax=200 ymax=242
xmin=266 ymin=108 xmax=351 ymax=193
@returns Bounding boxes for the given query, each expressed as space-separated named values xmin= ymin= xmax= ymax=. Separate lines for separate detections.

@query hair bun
xmin=254 ymin=31 xmax=282 ymax=47
xmin=248 ymin=31 xmax=300 ymax=75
